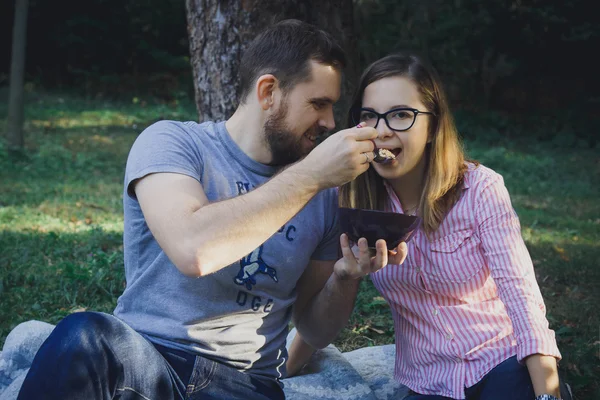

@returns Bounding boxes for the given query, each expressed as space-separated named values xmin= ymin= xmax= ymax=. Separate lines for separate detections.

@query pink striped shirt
xmin=370 ymin=163 xmax=561 ymax=399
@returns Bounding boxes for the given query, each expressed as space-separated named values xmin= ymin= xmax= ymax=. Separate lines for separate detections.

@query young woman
xmin=287 ymin=53 xmax=570 ymax=400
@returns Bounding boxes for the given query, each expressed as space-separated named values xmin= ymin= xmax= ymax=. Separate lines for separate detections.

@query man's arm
xmin=285 ymin=258 xmax=338 ymax=376
xmin=134 ymin=127 xmax=377 ymax=277
xmin=286 ymin=235 xmax=408 ymax=376
xmin=291 ymin=235 xmax=407 ymax=350
xmin=286 ymin=331 xmax=317 ymax=377
xmin=291 ymin=259 xmax=361 ymax=350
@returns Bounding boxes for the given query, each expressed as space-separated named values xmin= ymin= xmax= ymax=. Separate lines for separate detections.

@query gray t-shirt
xmin=114 ymin=120 xmax=339 ymax=380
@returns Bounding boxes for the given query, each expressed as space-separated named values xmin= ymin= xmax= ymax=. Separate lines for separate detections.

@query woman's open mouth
xmin=374 ymin=147 xmax=402 ymax=164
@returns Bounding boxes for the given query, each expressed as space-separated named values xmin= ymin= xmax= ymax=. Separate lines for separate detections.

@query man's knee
xmin=45 ymin=312 xmax=117 ymax=357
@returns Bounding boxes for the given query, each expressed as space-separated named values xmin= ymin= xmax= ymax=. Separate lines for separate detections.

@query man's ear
xmin=256 ymin=74 xmax=278 ymax=111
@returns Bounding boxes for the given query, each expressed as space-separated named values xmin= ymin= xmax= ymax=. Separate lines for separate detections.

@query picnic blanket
xmin=0 ymin=321 xmax=409 ymax=400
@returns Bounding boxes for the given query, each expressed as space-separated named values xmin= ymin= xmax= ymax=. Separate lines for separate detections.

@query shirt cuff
xmin=516 ymin=327 xmax=562 ymax=363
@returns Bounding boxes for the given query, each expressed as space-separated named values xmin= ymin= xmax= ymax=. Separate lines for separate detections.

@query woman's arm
xmin=474 ymin=172 xmax=563 ymax=390
xmin=525 ymin=354 xmax=561 ymax=398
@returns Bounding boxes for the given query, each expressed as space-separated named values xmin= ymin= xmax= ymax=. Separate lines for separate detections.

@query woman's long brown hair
xmin=339 ymin=53 xmax=472 ymax=235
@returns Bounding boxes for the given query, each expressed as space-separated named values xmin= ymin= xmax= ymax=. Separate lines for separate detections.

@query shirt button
xmin=415 ymin=266 xmax=421 ymax=272
xmin=446 ymin=334 xmax=453 ymax=340
xmin=455 ymin=357 xmax=462 ymax=363
xmin=433 ymin=309 xmax=439 ymax=316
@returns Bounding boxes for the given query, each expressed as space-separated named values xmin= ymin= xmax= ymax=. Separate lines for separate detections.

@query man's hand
xmin=334 ymin=233 xmax=408 ymax=280
xmin=291 ymin=235 xmax=407 ymax=349
xmin=294 ymin=126 xmax=377 ymax=190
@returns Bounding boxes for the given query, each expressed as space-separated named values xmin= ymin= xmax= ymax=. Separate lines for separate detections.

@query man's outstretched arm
xmin=134 ymin=127 xmax=377 ymax=277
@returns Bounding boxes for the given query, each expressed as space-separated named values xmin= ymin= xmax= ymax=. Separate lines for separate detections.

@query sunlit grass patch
xmin=1 ymin=91 xmax=598 ymax=397
xmin=0 ymin=228 xmax=125 ymax=341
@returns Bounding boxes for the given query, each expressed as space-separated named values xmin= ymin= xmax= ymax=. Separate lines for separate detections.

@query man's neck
xmin=225 ymin=106 xmax=272 ymax=164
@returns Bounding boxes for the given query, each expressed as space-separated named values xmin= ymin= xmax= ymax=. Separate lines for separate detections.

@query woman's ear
xmin=427 ymin=122 xmax=438 ymax=143
xmin=256 ymin=74 xmax=277 ymax=111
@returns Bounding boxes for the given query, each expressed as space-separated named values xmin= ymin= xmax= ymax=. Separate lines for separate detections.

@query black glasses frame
xmin=356 ymin=107 xmax=436 ymax=132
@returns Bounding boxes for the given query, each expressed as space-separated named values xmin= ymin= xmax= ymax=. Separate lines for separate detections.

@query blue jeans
xmin=406 ymin=355 xmax=572 ymax=400
xmin=17 ymin=312 xmax=285 ymax=400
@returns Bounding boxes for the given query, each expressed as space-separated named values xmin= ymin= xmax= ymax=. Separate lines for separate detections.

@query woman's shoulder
xmin=463 ymin=161 xmax=505 ymax=191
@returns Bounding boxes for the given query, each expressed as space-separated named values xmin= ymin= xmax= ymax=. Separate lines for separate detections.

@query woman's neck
xmin=388 ymin=155 xmax=427 ymax=212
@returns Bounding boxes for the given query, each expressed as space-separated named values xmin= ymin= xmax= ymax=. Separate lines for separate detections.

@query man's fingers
xmin=355 ymin=140 xmax=376 ymax=155
xmin=357 ymin=238 xmax=371 ymax=272
xmin=388 ymin=242 xmax=408 ymax=265
xmin=372 ymin=239 xmax=389 ymax=272
xmin=353 ymin=126 xmax=378 ymax=141
xmin=339 ymin=233 xmax=356 ymax=261
xmin=350 ymin=243 xmax=361 ymax=259
xmin=339 ymin=235 xmax=402 ymax=278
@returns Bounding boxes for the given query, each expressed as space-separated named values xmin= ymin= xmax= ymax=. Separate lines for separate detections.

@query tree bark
xmin=185 ymin=0 xmax=358 ymax=126
xmin=6 ymin=0 xmax=29 ymax=150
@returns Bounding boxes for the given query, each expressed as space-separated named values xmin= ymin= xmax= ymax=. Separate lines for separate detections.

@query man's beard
xmin=263 ymin=101 xmax=324 ymax=166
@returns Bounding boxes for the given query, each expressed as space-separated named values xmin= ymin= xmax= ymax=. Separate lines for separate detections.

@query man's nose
xmin=320 ymin=109 xmax=336 ymax=131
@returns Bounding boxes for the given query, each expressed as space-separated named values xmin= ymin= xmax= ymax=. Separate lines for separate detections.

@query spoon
xmin=371 ymin=141 xmax=396 ymax=164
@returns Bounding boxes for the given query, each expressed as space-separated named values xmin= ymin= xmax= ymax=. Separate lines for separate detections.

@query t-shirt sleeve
xmin=125 ymin=120 xmax=204 ymax=199
xmin=311 ymin=188 xmax=341 ymax=261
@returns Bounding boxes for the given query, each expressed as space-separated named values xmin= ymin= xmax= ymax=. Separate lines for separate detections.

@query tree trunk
xmin=185 ymin=0 xmax=358 ymax=127
xmin=6 ymin=0 xmax=29 ymax=150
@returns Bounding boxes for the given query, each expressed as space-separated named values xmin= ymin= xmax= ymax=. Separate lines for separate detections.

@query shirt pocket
xmin=424 ymin=229 xmax=484 ymax=283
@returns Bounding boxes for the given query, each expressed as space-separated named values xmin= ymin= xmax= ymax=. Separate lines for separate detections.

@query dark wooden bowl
xmin=339 ymin=207 xmax=421 ymax=249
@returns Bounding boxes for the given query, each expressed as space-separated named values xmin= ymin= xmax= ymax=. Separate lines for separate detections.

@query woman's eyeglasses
xmin=356 ymin=107 xmax=435 ymax=132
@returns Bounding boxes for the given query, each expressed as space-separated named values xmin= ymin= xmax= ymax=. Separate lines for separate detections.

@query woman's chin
xmin=374 ymin=162 xmax=404 ymax=180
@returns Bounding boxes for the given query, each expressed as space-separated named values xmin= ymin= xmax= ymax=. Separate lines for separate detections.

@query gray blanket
xmin=0 ymin=321 xmax=409 ymax=400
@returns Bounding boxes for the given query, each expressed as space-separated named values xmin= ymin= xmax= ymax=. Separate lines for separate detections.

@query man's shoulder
xmin=130 ymin=120 xmax=222 ymax=156
xmin=142 ymin=119 xmax=219 ymax=138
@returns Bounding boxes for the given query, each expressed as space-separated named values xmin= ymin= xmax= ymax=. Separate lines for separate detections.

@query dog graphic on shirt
xmin=234 ymin=245 xmax=278 ymax=290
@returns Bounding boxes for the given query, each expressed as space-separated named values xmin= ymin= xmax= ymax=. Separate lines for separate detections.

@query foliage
xmin=0 ymin=138 xmax=7 ymax=167
xmin=2 ymin=0 xmax=598 ymax=119
xmin=354 ymin=0 xmax=600 ymax=118
xmin=0 ymin=0 xmax=191 ymax=98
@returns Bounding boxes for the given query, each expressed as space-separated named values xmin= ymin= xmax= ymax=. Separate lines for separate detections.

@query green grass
xmin=1 ymin=90 xmax=598 ymax=398
xmin=0 ymin=90 xmax=196 ymax=337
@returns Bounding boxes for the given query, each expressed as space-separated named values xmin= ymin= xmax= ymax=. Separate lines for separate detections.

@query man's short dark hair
xmin=238 ymin=19 xmax=346 ymax=103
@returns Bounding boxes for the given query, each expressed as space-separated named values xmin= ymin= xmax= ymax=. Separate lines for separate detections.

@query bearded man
xmin=18 ymin=19 xmax=406 ymax=400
